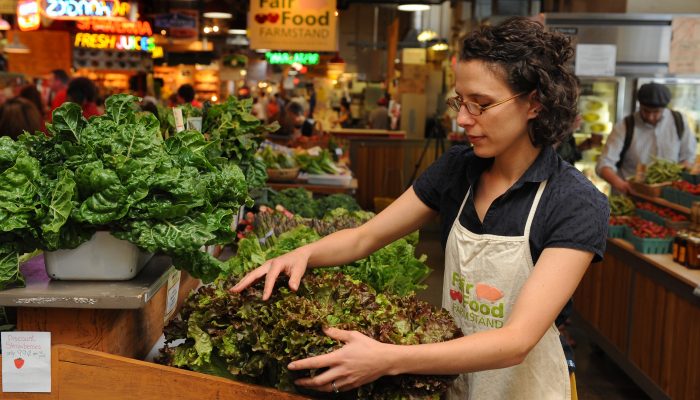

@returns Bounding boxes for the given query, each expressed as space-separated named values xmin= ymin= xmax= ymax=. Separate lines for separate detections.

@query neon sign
xmin=74 ymin=32 xmax=156 ymax=52
xmin=265 ymin=52 xmax=320 ymax=65
xmin=17 ymin=0 xmax=40 ymax=31
xmin=45 ymin=0 xmax=133 ymax=20
xmin=76 ymin=19 xmax=152 ymax=35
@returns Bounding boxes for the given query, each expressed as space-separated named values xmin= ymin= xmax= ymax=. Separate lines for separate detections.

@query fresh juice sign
xmin=248 ymin=0 xmax=338 ymax=52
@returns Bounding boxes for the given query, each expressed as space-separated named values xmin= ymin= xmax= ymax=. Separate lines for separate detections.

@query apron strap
xmin=524 ymin=180 xmax=548 ymax=238
xmin=456 ymin=186 xmax=472 ymax=220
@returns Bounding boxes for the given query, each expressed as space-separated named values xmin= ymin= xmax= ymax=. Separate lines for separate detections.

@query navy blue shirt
xmin=413 ymin=144 xmax=609 ymax=371
xmin=413 ymin=145 xmax=608 ymax=264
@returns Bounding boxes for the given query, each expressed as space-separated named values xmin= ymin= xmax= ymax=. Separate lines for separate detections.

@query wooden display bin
xmin=0 ymin=345 xmax=309 ymax=399
xmin=0 ymin=256 xmax=200 ymax=360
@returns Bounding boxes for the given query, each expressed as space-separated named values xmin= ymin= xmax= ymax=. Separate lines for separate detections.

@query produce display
xmin=268 ymin=188 xmax=360 ymax=218
xmin=158 ymin=272 xmax=461 ymax=399
xmin=644 ymin=157 xmax=684 ymax=184
xmin=204 ymin=96 xmax=279 ymax=190
xmin=635 ymin=201 xmax=687 ymax=222
xmin=252 ymin=205 xmax=374 ymax=238
xmin=608 ymin=216 xmax=630 ymax=226
xmin=257 ymin=145 xmax=297 ymax=169
xmin=672 ymin=180 xmax=700 ymax=195
xmin=0 ymin=95 xmax=252 ymax=289
xmin=609 ymin=195 xmax=635 ymax=216
xmin=626 ymin=217 xmax=674 ymax=239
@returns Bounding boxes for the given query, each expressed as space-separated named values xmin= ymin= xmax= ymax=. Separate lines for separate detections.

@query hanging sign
xmin=1 ymin=332 xmax=52 ymax=392
xmin=17 ymin=0 xmax=40 ymax=31
xmin=265 ymin=51 xmax=319 ymax=65
xmin=74 ymin=32 xmax=156 ymax=52
xmin=248 ymin=0 xmax=338 ymax=52
xmin=153 ymin=10 xmax=198 ymax=39
xmin=44 ymin=0 xmax=134 ymax=20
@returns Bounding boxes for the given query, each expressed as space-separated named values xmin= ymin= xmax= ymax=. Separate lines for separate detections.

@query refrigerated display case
xmin=573 ymin=76 xmax=626 ymax=194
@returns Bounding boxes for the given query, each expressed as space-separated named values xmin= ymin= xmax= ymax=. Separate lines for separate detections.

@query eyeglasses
xmin=446 ymin=92 xmax=525 ymax=116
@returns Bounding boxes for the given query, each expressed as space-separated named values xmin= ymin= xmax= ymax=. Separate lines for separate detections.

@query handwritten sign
xmin=248 ymin=0 xmax=337 ymax=52
xmin=2 ymin=332 xmax=51 ymax=392
xmin=670 ymin=17 xmax=700 ymax=74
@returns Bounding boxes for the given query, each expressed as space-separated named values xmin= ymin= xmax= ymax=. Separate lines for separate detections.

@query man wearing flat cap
xmin=597 ymin=82 xmax=696 ymax=194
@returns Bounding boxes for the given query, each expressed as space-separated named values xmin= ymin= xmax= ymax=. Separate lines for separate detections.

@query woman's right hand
xmin=229 ymin=247 xmax=311 ymax=300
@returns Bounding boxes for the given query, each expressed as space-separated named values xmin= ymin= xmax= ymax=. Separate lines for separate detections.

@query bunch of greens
xmin=204 ymin=96 xmax=279 ymax=189
xmin=228 ymin=226 xmax=430 ymax=297
xmin=0 ymin=94 xmax=252 ymax=289
xmin=268 ymin=188 xmax=360 ymax=219
xmin=157 ymin=103 xmax=202 ymax=139
xmin=253 ymin=206 xmax=374 ymax=239
xmin=158 ymin=272 xmax=460 ymax=399
xmin=257 ymin=145 xmax=297 ymax=169
xmin=608 ymin=195 xmax=635 ymax=216
xmin=645 ymin=157 xmax=683 ymax=184
xmin=294 ymin=148 xmax=340 ymax=175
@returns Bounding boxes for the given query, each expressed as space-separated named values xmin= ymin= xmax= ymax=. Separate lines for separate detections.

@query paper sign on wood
xmin=1 ymin=331 xmax=51 ymax=392
xmin=670 ymin=17 xmax=700 ymax=74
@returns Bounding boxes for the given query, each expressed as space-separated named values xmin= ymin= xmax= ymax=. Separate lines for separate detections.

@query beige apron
xmin=442 ymin=180 xmax=570 ymax=399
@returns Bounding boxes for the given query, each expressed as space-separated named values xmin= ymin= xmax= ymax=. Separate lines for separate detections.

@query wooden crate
xmin=0 ymin=345 xmax=309 ymax=400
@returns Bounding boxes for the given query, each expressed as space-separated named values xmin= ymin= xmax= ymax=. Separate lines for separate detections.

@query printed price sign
xmin=2 ymin=332 xmax=51 ymax=392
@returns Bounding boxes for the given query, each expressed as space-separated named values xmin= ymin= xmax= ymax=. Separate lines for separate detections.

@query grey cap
xmin=637 ymin=82 xmax=671 ymax=108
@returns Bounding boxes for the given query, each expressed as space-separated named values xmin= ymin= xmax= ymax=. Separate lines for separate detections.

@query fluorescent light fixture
xmin=397 ymin=4 xmax=430 ymax=11
xmin=256 ymin=48 xmax=271 ymax=53
xmin=228 ymin=29 xmax=247 ymax=35
xmin=203 ymin=12 xmax=232 ymax=19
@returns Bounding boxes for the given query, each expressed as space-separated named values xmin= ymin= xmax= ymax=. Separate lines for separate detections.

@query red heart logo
xmin=254 ymin=13 xmax=267 ymax=24
xmin=14 ymin=358 xmax=24 ymax=369
xmin=268 ymin=13 xmax=279 ymax=23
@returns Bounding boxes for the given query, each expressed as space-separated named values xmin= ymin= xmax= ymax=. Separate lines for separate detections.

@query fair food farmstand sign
xmin=249 ymin=0 xmax=338 ymax=52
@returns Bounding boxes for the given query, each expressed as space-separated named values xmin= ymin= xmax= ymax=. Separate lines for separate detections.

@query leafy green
xmin=0 ymin=94 xmax=255 ymax=288
xmin=205 ymin=96 xmax=279 ymax=189
xmin=159 ymin=273 xmax=461 ymax=399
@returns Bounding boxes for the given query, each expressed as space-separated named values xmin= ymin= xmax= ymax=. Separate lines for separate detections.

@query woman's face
xmin=454 ymin=60 xmax=539 ymax=158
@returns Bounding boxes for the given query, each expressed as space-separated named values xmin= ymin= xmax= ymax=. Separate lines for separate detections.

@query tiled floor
xmin=414 ymin=227 xmax=650 ymax=400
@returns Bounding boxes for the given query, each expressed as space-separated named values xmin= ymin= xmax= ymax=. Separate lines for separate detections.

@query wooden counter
xmin=574 ymin=238 xmax=700 ymax=400
xmin=1 ymin=256 xmax=200 ymax=360
xmin=329 ymin=128 xmax=406 ymax=139
xmin=0 ymin=345 xmax=309 ymax=400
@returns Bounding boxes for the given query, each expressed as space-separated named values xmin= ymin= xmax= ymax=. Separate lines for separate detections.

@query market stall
xmin=574 ymin=170 xmax=700 ymax=399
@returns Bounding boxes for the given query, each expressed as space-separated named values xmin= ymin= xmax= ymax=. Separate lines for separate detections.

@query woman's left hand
xmin=289 ymin=327 xmax=395 ymax=392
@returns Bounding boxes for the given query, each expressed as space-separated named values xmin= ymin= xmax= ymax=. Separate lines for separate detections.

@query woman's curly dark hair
xmin=460 ymin=17 xmax=578 ymax=146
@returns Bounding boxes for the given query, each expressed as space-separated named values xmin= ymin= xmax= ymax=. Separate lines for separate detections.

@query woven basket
xmin=266 ymin=168 xmax=300 ymax=182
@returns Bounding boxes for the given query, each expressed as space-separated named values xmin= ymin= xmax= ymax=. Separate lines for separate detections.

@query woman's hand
xmin=229 ymin=247 xmax=310 ymax=300
xmin=289 ymin=327 xmax=396 ymax=392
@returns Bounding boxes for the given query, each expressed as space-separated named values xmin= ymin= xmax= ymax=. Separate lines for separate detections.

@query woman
xmin=0 ymin=97 xmax=44 ymax=139
xmin=232 ymin=17 xmax=608 ymax=399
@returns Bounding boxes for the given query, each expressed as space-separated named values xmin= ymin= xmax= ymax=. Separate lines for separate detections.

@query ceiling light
xmin=203 ymin=26 xmax=211 ymax=34
xmin=203 ymin=12 xmax=232 ymax=19
xmin=228 ymin=29 xmax=247 ymax=35
xmin=397 ymin=4 xmax=430 ymax=11
xmin=0 ymin=18 xmax=10 ymax=31
xmin=212 ymin=25 xmax=219 ymax=32
xmin=431 ymin=42 xmax=449 ymax=51
xmin=256 ymin=48 xmax=270 ymax=53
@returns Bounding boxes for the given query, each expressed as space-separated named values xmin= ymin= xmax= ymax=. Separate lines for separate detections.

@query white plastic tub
xmin=45 ymin=232 xmax=153 ymax=280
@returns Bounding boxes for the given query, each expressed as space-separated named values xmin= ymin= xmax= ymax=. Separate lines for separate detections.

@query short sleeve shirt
xmin=413 ymin=145 xmax=609 ymax=264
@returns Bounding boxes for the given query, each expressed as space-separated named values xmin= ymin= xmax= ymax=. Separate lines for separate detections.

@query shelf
xmin=629 ymin=189 xmax=690 ymax=214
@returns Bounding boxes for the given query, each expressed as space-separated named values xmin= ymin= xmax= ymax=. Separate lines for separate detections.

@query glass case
xmin=574 ymin=76 xmax=626 ymax=194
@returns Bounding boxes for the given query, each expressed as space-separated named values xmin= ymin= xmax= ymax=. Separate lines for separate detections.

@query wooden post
xmin=386 ymin=13 xmax=399 ymax=93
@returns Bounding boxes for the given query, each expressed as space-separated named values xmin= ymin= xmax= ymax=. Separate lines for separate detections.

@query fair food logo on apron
xmin=449 ymin=272 xmax=505 ymax=328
